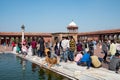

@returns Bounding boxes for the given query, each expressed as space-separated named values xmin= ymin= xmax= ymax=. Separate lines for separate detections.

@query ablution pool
xmin=0 ymin=53 xmax=70 ymax=80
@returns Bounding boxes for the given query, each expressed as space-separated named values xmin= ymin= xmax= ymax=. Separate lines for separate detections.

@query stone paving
xmin=0 ymin=45 xmax=120 ymax=80
xmin=10 ymin=51 xmax=120 ymax=80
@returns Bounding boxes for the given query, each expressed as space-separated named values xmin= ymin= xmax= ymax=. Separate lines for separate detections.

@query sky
xmin=0 ymin=0 xmax=120 ymax=33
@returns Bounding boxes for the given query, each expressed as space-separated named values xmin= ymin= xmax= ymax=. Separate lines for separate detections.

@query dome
xmin=67 ymin=21 xmax=78 ymax=33
xmin=68 ymin=21 xmax=77 ymax=27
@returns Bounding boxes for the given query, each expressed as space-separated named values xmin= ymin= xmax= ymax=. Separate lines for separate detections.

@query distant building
xmin=0 ymin=21 xmax=120 ymax=45
xmin=67 ymin=21 xmax=78 ymax=33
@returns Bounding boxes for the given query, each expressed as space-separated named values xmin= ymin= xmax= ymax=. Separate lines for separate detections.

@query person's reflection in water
xmin=31 ymin=63 xmax=37 ymax=72
xmin=46 ymin=70 xmax=52 ymax=80
xmin=38 ymin=68 xmax=67 ymax=80
xmin=45 ymin=69 xmax=64 ymax=80
xmin=38 ymin=68 xmax=46 ymax=80
xmin=20 ymin=58 xmax=26 ymax=70
xmin=16 ymin=56 xmax=26 ymax=68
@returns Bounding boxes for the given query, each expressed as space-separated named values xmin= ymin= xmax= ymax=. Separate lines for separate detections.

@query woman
xmin=74 ymin=51 xmax=83 ymax=63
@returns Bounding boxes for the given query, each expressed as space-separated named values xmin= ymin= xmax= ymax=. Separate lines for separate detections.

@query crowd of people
xmin=12 ymin=36 xmax=120 ymax=73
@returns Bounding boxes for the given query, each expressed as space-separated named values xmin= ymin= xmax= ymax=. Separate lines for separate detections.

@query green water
xmin=0 ymin=53 xmax=70 ymax=80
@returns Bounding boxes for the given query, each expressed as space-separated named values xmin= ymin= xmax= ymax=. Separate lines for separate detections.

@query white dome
xmin=68 ymin=21 xmax=77 ymax=26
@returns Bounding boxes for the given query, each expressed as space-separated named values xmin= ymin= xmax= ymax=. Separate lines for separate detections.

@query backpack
xmin=77 ymin=43 xmax=82 ymax=51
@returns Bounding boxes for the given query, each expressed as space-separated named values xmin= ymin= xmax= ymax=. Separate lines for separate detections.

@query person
xmin=109 ymin=40 xmax=116 ymax=59
xmin=45 ymin=47 xmax=50 ymax=56
xmin=54 ymin=41 xmax=60 ymax=56
xmin=93 ymin=40 xmax=97 ymax=50
xmin=60 ymin=36 xmax=69 ymax=62
xmin=83 ymin=40 xmax=89 ymax=53
xmin=77 ymin=50 xmax=91 ymax=69
xmin=91 ymin=53 xmax=102 ymax=68
xmin=16 ymin=43 xmax=21 ymax=54
xmin=36 ymin=42 xmax=40 ymax=56
xmin=102 ymin=40 xmax=108 ymax=62
xmin=38 ymin=36 xmax=45 ymax=57
xmin=88 ymin=40 xmax=94 ymax=54
xmin=76 ymin=39 xmax=83 ymax=52
xmin=108 ymin=52 xmax=120 ymax=73
xmin=21 ymin=43 xmax=28 ymax=57
xmin=74 ymin=51 xmax=83 ymax=63
xmin=22 ymin=39 xmax=26 ymax=45
xmin=69 ymin=36 xmax=76 ymax=61
xmin=42 ymin=51 xmax=57 ymax=68
xmin=12 ymin=41 xmax=16 ymax=50
xmin=31 ymin=38 xmax=37 ymax=56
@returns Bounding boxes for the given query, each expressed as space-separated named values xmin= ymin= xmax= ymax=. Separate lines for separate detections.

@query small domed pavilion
xmin=67 ymin=21 xmax=78 ymax=33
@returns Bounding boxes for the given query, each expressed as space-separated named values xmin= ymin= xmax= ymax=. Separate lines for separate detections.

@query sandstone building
xmin=0 ymin=21 xmax=120 ymax=45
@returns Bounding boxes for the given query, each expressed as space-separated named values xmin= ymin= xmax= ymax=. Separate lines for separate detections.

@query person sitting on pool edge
xmin=108 ymin=52 xmax=120 ymax=73
xmin=41 ymin=51 xmax=57 ymax=68
xmin=77 ymin=50 xmax=91 ymax=69
xmin=90 ymin=52 xmax=102 ymax=68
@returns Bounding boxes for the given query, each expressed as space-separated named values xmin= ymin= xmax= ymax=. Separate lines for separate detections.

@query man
xmin=69 ymin=36 xmax=76 ymax=61
xmin=60 ymin=36 xmax=69 ymax=62
xmin=77 ymin=50 xmax=91 ymax=69
xmin=109 ymin=52 xmax=120 ymax=73
xmin=31 ymin=38 xmax=37 ymax=56
xmin=109 ymin=40 xmax=116 ymax=59
xmin=102 ymin=40 xmax=108 ymax=62
xmin=38 ymin=36 xmax=45 ymax=57
xmin=42 ymin=51 xmax=57 ymax=68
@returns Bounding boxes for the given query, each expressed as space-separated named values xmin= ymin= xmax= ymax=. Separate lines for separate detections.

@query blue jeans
xmin=38 ymin=50 xmax=44 ymax=57
xmin=103 ymin=50 xmax=107 ymax=61
xmin=60 ymin=50 xmax=68 ymax=62
xmin=69 ymin=51 xmax=74 ymax=61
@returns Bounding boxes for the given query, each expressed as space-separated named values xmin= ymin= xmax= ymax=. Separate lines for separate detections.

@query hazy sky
xmin=0 ymin=0 xmax=120 ymax=33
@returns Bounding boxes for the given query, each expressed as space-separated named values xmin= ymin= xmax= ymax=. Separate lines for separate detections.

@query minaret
xmin=67 ymin=20 xmax=78 ymax=33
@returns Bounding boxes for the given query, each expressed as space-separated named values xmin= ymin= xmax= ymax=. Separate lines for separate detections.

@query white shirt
xmin=61 ymin=39 xmax=69 ymax=50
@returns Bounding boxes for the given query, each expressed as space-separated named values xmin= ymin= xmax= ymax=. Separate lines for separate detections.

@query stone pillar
xmin=22 ymin=31 xmax=24 ymax=42
xmin=28 ymin=37 xmax=30 ymax=43
xmin=9 ymin=37 xmax=11 ymax=46
xmin=111 ymin=34 xmax=113 ymax=40
xmin=5 ymin=37 xmax=7 ymax=44
xmin=73 ymin=33 xmax=78 ymax=42
xmin=102 ymin=35 xmax=105 ymax=42
xmin=30 ymin=37 xmax=32 ymax=42
xmin=4 ymin=36 xmax=5 ymax=45
xmin=113 ymin=34 xmax=117 ymax=40
xmin=21 ymin=25 xmax=25 ymax=43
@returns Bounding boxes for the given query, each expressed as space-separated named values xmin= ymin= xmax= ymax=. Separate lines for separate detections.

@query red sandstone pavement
xmin=0 ymin=45 xmax=12 ymax=52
